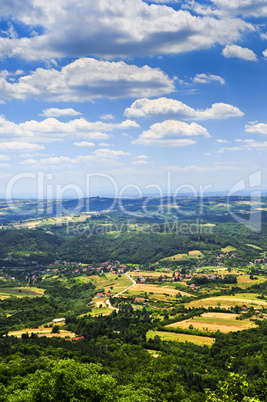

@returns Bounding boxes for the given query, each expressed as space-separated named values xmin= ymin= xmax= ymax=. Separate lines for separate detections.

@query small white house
xmin=52 ymin=318 xmax=65 ymax=323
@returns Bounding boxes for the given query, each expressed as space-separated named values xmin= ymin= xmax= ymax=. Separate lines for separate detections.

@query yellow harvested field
xmin=166 ymin=314 xmax=256 ymax=333
xmin=189 ymin=250 xmax=204 ymax=258
xmin=236 ymin=201 xmax=255 ymax=206
xmin=216 ymin=268 xmax=240 ymax=275
xmin=93 ymin=299 xmax=108 ymax=307
xmin=9 ymin=328 xmax=76 ymax=338
xmin=186 ymin=295 xmax=267 ymax=309
xmin=147 ymin=330 xmax=215 ymax=346
xmin=38 ymin=333 xmax=76 ymax=338
xmin=13 ymin=219 xmax=43 ymax=229
xmin=128 ymin=284 xmax=194 ymax=298
xmin=237 ymin=275 xmax=267 ymax=289
xmin=201 ymin=312 xmax=239 ymax=319
xmin=129 ymin=271 xmax=172 ymax=278
xmin=0 ymin=287 xmax=45 ymax=298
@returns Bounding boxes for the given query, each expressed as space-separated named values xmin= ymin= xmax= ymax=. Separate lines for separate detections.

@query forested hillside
xmin=0 ymin=221 xmax=267 ymax=265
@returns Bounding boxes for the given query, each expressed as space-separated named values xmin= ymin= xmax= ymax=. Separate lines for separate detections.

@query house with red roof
xmin=134 ymin=298 xmax=144 ymax=303
xmin=254 ymin=259 xmax=263 ymax=264
xmin=72 ymin=336 xmax=84 ymax=341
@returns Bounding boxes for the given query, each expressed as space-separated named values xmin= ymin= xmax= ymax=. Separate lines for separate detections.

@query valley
xmin=1 ymin=196 xmax=267 ymax=400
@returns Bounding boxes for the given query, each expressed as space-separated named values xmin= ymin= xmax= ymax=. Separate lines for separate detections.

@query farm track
xmin=105 ymin=272 xmax=136 ymax=310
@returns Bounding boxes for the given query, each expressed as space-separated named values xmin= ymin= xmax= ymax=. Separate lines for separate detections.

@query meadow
xmin=146 ymin=330 xmax=215 ymax=346
xmin=77 ymin=273 xmax=133 ymax=296
xmin=166 ymin=312 xmax=257 ymax=333
xmin=186 ymin=294 xmax=267 ymax=309
xmin=0 ymin=287 xmax=45 ymax=298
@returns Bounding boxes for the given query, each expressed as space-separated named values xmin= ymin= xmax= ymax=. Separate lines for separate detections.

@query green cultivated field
xmin=221 ymin=246 xmax=237 ymax=252
xmin=247 ymin=244 xmax=263 ymax=250
xmin=87 ymin=307 xmax=113 ymax=316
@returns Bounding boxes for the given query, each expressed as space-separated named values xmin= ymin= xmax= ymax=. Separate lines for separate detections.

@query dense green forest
xmin=1 ymin=309 xmax=267 ymax=401
xmin=0 ymin=221 xmax=266 ymax=265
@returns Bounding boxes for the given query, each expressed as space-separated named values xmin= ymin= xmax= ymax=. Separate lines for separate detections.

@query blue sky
xmin=0 ymin=0 xmax=267 ymax=197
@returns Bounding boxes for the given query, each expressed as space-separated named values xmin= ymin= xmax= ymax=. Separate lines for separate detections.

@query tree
xmin=8 ymin=360 xmax=116 ymax=402
xmin=7 ymin=359 xmax=155 ymax=402
xmin=51 ymin=325 xmax=60 ymax=334
xmin=0 ymin=328 xmax=8 ymax=338
xmin=205 ymin=360 xmax=260 ymax=402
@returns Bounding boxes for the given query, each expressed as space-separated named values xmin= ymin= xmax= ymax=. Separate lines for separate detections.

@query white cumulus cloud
xmin=0 ymin=0 xmax=254 ymax=60
xmin=0 ymin=58 xmax=174 ymax=101
xmin=133 ymin=120 xmax=210 ymax=146
xmin=0 ymin=154 xmax=10 ymax=161
xmin=38 ymin=149 xmax=131 ymax=166
xmin=0 ymin=115 xmax=139 ymax=143
xmin=0 ymin=142 xmax=44 ymax=151
xmin=245 ymin=122 xmax=267 ymax=135
xmin=40 ymin=108 xmax=82 ymax=117
xmin=223 ymin=44 xmax=257 ymax=60
xmin=193 ymin=73 xmax=225 ymax=84
xmin=125 ymin=97 xmax=243 ymax=120
xmin=218 ymin=146 xmax=243 ymax=153
xmin=234 ymin=139 xmax=267 ymax=151
xmin=100 ymin=114 xmax=114 ymax=120
xmin=20 ymin=158 xmax=38 ymax=165
xmin=217 ymin=139 xmax=229 ymax=143
xmin=211 ymin=0 xmax=267 ymax=17
xmin=131 ymin=159 xmax=150 ymax=166
xmin=74 ymin=142 xmax=95 ymax=147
